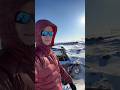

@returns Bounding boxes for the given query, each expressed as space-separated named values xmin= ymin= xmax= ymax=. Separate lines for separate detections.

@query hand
xmin=69 ymin=83 xmax=77 ymax=90
xmin=62 ymin=80 xmax=68 ymax=85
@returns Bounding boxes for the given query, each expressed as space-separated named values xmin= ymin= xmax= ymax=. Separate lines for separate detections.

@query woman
xmin=0 ymin=0 xmax=34 ymax=90
xmin=35 ymin=19 xmax=76 ymax=90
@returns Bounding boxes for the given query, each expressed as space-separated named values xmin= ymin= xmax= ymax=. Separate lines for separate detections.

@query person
xmin=0 ymin=0 xmax=34 ymax=89
xmin=35 ymin=19 xmax=76 ymax=90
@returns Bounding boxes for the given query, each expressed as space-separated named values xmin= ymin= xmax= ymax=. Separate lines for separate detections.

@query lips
xmin=24 ymin=33 xmax=34 ymax=36
xmin=44 ymin=39 xmax=51 ymax=42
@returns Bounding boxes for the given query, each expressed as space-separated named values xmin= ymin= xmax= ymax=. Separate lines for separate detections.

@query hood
xmin=35 ymin=19 xmax=57 ymax=56
xmin=0 ymin=0 xmax=34 ymax=49
xmin=35 ymin=19 xmax=57 ymax=47
xmin=0 ymin=0 xmax=34 ymax=64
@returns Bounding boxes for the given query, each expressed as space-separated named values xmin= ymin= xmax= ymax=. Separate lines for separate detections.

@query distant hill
xmin=86 ymin=35 xmax=119 ymax=45
xmin=55 ymin=41 xmax=84 ymax=46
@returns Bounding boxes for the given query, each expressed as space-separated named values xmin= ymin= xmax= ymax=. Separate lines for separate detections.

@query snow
xmin=53 ymin=41 xmax=85 ymax=90
xmin=86 ymin=36 xmax=120 ymax=89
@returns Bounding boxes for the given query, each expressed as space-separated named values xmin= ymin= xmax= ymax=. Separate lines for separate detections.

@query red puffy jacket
xmin=35 ymin=20 xmax=73 ymax=90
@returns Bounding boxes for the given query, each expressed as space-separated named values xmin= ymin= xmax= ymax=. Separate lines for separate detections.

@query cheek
xmin=48 ymin=37 xmax=53 ymax=42
xmin=15 ymin=24 xmax=27 ymax=41
xmin=48 ymin=37 xmax=53 ymax=41
xmin=41 ymin=37 xmax=52 ymax=42
xmin=41 ymin=36 xmax=45 ymax=41
xmin=15 ymin=23 xmax=34 ymax=45
xmin=16 ymin=23 xmax=34 ymax=34
xmin=41 ymin=37 xmax=46 ymax=44
xmin=16 ymin=24 xmax=25 ymax=36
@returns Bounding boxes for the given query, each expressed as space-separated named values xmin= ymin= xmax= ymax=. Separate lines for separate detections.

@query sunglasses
xmin=41 ymin=31 xmax=53 ymax=37
xmin=15 ymin=11 xmax=34 ymax=24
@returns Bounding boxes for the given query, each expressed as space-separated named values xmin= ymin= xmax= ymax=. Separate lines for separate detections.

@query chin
xmin=46 ymin=44 xmax=51 ymax=46
xmin=44 ymin=42 xmax=51 ymax=46
xmin=22 ymin=40 xmax=34 ymax=46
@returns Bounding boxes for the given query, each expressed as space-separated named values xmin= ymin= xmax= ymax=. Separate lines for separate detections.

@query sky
xmin=86 ymin=0 xmax=120 ymax=38
xmin=35 ymin=0 xmax=85 ymax=43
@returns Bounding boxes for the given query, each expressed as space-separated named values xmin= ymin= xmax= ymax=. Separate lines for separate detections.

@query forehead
xmin=44 ymin=26 xmax=53 ymax=32
xmin=20 ymin=1 xmax=34 ymax=14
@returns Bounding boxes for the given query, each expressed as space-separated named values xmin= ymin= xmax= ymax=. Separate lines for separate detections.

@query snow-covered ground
xmin=86 ymin=36 xmax=120 ymax=76
xmin=86 ymin=36 xmax=120 ymax=90
xmin=63 ymin=79 xmax=85 ymax=90
xmin=54 ymin=41 xmax=85 ymax=90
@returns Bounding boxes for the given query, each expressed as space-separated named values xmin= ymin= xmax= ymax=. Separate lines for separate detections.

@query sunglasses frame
xmin=41 ymin=31 xmax=54 ymax=37
xmin=15 ymin=11 xmax=34 ymax=24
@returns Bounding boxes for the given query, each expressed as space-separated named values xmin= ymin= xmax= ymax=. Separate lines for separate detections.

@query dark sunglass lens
xmin=16 ymin=12 xmax=31 ymax=24
xmin=41 ymin=31 xmax=53 ymax=37
xmin=48 ymin=32 xmax=53 ymax=37
xmin=41 ymin=31 xmax=47 ymax=36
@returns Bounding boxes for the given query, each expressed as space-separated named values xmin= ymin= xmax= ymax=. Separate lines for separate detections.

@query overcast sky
xmin=86 ymin=0 xmax=120 ymax=37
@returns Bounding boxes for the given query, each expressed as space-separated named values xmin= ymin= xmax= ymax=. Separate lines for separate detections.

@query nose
xmin=46 ymin=36 xmax=51 ymax=39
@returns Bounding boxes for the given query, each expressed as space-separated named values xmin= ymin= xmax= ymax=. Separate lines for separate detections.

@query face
xmin=41 ymin=26 xmax=53 ymax=46
xmin=15 ymin=1 xmax=34 ymax=46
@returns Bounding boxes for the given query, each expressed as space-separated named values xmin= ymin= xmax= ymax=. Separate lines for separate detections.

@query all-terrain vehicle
xmin=52 ymin=46 xmax=81 ymax=79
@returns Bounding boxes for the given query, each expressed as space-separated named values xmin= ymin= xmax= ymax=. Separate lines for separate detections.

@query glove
xmin=62 ymin=80 xmax=68 ymax=85
xmin=69 ymin=83 xmax=77 ymax=90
